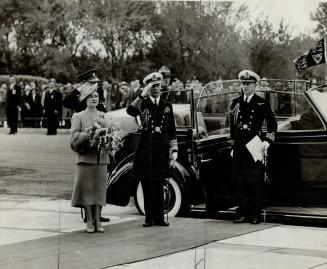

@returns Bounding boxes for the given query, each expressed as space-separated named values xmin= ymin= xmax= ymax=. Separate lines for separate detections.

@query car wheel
xmin=134 ymin=175 xmax=186 ymax=217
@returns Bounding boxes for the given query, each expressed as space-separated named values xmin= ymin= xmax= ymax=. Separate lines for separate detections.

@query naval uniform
xmin=127 ymin=95 xmax=177 ymax=224
xmin=229 ymin=93 xmax=277 ymax=220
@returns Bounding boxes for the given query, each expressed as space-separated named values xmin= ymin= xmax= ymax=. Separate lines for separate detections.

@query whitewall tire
xmin=134 ymin=177 xmax=183 ymax=217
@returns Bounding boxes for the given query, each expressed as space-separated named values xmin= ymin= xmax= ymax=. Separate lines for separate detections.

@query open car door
xmin=192 ymin=80 xmax=239 ymax=214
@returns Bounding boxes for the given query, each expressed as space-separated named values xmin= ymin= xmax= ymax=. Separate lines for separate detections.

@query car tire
xmin=134 ymin=174 xmax=187 ymax=217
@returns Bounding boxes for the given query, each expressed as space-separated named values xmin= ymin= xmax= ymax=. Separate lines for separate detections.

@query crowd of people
xmin=0 ymin=73 xmax=206 ymax=134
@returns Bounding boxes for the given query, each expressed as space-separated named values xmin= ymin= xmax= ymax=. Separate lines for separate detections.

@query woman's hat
xmin=78 ymin=82 xmax=98 ymax=103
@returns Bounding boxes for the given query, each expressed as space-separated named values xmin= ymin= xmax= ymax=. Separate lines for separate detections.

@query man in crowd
xmin=6 ymin=75 xmax=22 ymax=134
xmin=44 ymin=78 xmax=62 ymax=135
xmin=21 ymin=84 xmax=32 ymax=128
xmin=126 ymin=72 xmax=178 ymax=227
xmin=159 ymin=65 xmax=177 ymax=103
xmin=118 ymin=81 xmax=131 ymax=108
xmin=131 ymin=79 xmax=142 ymax=100
xmin=30 ymin=83 xmax=43 ymax=128
xmin=229 ymin=70 xmax=277 ymax=224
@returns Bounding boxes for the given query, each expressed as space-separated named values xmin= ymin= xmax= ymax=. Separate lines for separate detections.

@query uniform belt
xmin=238 ymin=123 xmax=250 ymax=130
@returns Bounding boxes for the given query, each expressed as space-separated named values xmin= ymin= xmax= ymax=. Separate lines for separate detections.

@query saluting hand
xmin=141 ymin=83 xmax=152 ymax=98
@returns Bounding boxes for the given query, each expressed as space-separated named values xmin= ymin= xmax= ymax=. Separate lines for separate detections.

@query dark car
xmin=105 ymin=79 xmax=327 ymax=217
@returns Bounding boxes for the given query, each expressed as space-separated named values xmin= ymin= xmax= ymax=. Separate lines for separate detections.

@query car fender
xmin=106 ymin=154 xmax=198 ymax=207
xmin=106 ymin=155 xmax=136 ymax=206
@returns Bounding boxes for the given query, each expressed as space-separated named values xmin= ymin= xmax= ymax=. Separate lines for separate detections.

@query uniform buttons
xmin=251 ymin=110 xmax=254 ymax=112
xmin=152 ymin=131 xmax=154 ymax=133
xmin=250 ymin=116 xmax=253 ymax=118
xmin=249 ymin=122 xmax=252 ymax=124
xmin=151 ymin=125 xmax=154 ymax=127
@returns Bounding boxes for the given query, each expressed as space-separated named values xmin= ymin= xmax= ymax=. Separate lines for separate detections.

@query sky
xmin=234 ymin=0 xmax=322 ymax=36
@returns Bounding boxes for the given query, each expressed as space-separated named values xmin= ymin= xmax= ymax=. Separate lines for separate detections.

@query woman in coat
xmin=70 ymin=82 xmax=110 ymax=233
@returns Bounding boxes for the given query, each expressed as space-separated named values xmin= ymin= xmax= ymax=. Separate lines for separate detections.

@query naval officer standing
xmin=229 ymin=70 xmax=277 ymax=224
xmin=127 ymin=72 xmax=178 ymax=227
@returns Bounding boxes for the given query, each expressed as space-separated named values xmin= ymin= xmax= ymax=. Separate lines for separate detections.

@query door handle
xmin=201 ymin=158 xmax=212 ymax=163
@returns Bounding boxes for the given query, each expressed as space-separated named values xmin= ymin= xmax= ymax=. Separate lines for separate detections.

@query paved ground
xmin=1 ymin=195 xmax=327 ymax=269
xmin=1 ymin=128 xmax=327 ymax=268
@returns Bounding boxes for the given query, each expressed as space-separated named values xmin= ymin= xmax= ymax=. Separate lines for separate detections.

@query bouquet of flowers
xmin=84 ymin=123 xmax=123 ymax=156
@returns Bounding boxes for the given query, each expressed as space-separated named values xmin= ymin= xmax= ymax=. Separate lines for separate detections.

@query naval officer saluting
xmin=229 ymin=70 xmax=277 ymax=224
xmin=127 ymin=72 xmax=178 ymax=227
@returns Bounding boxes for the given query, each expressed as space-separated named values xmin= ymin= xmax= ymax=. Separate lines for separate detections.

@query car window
xmin=160 ymin=88 xmax=192 ymax=128
xmin=194 ymin=80 xmax=241 ymax=138
xmin=268 ymin=81 xmax=325 ymax=132
xmin=195 ymin=79 xmax=324 ymax=135
xmin=308 ymin=86 xmax=327 ymax=124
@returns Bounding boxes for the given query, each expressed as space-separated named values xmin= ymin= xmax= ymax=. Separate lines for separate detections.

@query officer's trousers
xmin=234 ymin=181 xmax=264 ymax=219
xmin=141 ymin=179 xmax=164 ymax=224
xmin=6 ymin=108 xmax=18 ymax=133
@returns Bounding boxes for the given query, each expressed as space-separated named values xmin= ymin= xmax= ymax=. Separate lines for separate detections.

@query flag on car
xmin=293 ymin=38 xmax=327 ymax=72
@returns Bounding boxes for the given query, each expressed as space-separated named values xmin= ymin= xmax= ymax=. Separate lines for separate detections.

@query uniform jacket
xmin=126 ymin=96 xmax=177 ymax=180
xmin=21 ymin=91 xmax=32 ymax=117
xmin=44 ymin=90 xmax=62 ymax=116
xmin=30 ymin=92 xmax=43 ymax=118
xmin=70 ymin=110 xmax=110 ymax=164
xmin=229 ymin=93 xmax=277 ymax=182
xmin=6 ymin=84 xmax=22 ymax=110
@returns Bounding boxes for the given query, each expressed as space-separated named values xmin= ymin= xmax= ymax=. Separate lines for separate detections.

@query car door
xmin=268 ymin=85 xmax=327 ymax=206
xmin=192 ymin=82 xmax=239 ymax=213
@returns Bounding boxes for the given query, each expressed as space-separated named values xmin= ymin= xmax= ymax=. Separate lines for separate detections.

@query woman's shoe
xmin=96 ymin=226 xmax=105 ymax=233
xmin=95 ymin=223 xmax=105 ymax=233
xmin=86 ymin=223 xmax=95 ymax=233
xmin=86 ymin=227 xmax=95 ymax=233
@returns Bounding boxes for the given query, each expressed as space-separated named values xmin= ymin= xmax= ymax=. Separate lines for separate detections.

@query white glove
xmin=170 ymin=152 xmax=178 ymax=168
xmin=230 ymin=149 xmax=233 ymax=158
xmin=172 ymin=151 xmax=178 ymax=161
xmin=262 ymin=141 xmax=270 ymax=156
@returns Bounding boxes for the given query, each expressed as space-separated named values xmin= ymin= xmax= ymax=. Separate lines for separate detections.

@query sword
xmin=263 ymin=151 xmax=270 ymax=183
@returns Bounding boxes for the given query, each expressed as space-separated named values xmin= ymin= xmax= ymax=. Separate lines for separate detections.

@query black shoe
xmin=153 ymin=221 xmax=169 ymax=227
xmin=143 ymin=222 xmax=152 ymax=227
xmin=233 ymin=216 xmax=246 ymax=223
xmin=100 ymin=216 xmax=110 ymax=222
xmin=251 ymin=218 xmax=260 ymax=224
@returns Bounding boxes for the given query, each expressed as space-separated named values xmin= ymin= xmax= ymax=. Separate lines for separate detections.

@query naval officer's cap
xmin=76 ymin=69 xmax=100 ymax=83
xmin=238 ymin=70 xmax=260 ymax=83
xmin=75 ymin=69 xmax=99 ymax=103
xmin=143 ymin=72 xmax=163 ymax=85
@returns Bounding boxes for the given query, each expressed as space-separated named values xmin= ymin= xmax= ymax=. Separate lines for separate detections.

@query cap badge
xmin=244 ymin=72 xmax=250 ymax=79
